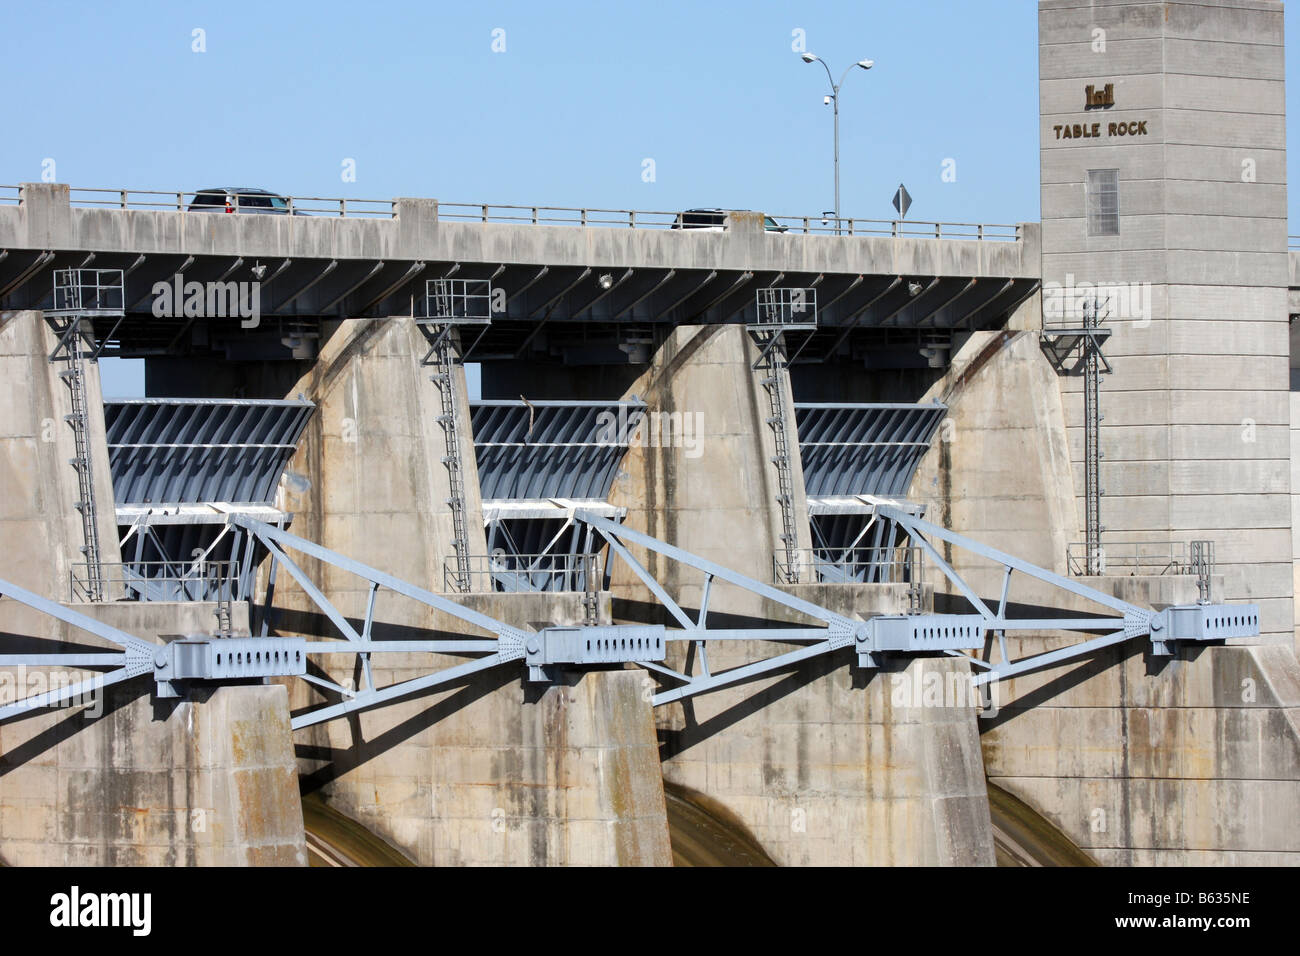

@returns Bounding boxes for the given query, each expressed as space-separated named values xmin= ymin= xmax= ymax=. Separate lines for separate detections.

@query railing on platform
xmin=50 ymin=268 xmax=125 ymax=314
xmin=0 ymin=185 xmax=21 ymax=205
xmin=1066 ymin=540 xmax=1203 ymax=576
xmin=68 ymin=559 xmax=241 ymax=604
xmin=447 ymin=552 xmax=603 ymax=594
xmin=773 ymin=546 xmax=924 ymax=587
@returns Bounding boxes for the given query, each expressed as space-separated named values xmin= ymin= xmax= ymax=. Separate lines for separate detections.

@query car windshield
xmin=268 ymin=196 xmax=288 ymax=209
xmin=764 ymin=217 xmax=780 ymax=230
xmin=236 ymin=194 xmax=273 ymax=208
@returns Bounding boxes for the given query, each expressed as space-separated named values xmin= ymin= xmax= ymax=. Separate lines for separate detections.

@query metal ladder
xmin=1082 ymin=298 xmax=1107 ymax=575
xmin=428 ymin=326 xmax=473 ymax=593
xmin=57 ymin=328 xmax=105 ymax=601
xmin=753 ymin=330 xmax=801 ymax=584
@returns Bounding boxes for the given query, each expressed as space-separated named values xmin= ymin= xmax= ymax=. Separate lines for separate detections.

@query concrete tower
xmin=1040 ymin=0 xmax=1293 ymax=645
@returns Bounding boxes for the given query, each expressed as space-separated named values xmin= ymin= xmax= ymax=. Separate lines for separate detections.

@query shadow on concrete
xmin=658 ymin=647 xmax=865 ymax=761
xmin=0 ymin=680 xmax=142 ymax=776
xmin=295 ymin=665 xmax=516 ymax=795
xmin=978 ymin=640 xmax=1144 ymax=733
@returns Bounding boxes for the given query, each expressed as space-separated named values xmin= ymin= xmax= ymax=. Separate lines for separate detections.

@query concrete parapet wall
xmin=0 ymin=184 xmax=1039 ymax=282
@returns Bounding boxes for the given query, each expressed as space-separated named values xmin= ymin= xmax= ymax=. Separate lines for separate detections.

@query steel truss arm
xmin=875 ymin=506 xmax=1259 ymax=685
xmin=0 ymin=578 xmax=155 ymax=723
xmin=0 ymin=508 xmax=1261 ymax=727
xmin=578 ymin=510 xmax=862 ymax=706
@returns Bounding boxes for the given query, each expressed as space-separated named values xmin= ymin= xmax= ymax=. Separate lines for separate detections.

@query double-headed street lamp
xmin=800 ymin=52 xmax=873 ymax=234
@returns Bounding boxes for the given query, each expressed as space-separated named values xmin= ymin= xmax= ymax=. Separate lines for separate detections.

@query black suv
xmin=671 ymin=208 xmax=787 ymax=232
xmin=187 ymin=187 xmax=302 ymax=214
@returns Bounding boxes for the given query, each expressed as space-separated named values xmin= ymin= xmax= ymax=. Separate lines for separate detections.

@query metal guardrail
xmin=1290 ymin=235 xmax=1300 ymax=249
xmin=6 ymin=185 xmax=1021 ymax=237
xmin=774 ymin=546 xmax=923 ymax=586
xmin=69 ymin=559 xmax=240 ymax=603
xmin=447 ymin=552 xmax=603 ymax=594
xmin=768 ymin=216 xmax=1020 ymax=240
xmin=61 ymin=186 xmax=395 ymax=218
xmin=438 ymin=203 xmax=681 ymax=228
xmin=752 ymin=287 xmax=818 ymax=329
xmin=1068 ymin=539 xmax=1215 ymax=602
xmin=50 ymin=268 xmax=125 ymax=314
xmin=1066 ymin=540 xmax=1198 ymax=576
xmin=438 ymin=203 xmax=1020 ymax=239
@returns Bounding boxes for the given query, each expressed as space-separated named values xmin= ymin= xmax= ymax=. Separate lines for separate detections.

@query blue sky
xmin=0 ymin=0 xmax=1294 ymax=394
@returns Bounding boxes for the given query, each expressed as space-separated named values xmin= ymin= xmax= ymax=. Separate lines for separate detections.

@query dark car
xmin=187 ymin=187 xmax=306 ymax=215
xmin=671 ymin=208 xmax=787 ymax=232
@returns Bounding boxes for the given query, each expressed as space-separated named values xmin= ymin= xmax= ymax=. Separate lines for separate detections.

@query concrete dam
xmin=2 ymin=0 xmax=1300 ymax=868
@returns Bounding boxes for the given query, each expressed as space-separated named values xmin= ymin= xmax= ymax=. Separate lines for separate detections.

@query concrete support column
xmin=0 ymin=312 xmax=122 ymax=598
xmin=273 ymin=317 xmax=487 ymax=620
xmin=296 ymin=658 xmax=671 ymax=866
xmin=984 ymin=636 xmax=1300 ymax=865
xmin=1040 ymin=0 xmax=1293 ymax=645
xmin=608 ymin=323 xmax=814 ymax=614
xmin=0 ymin=684 xmax=306 ymax=866
xmin=0 ymin=601 xmax=304 ymax=866
xmin=658 ymin=651 xmax=994 ymax=866
xmin=911 ymin=328 xmax=1079 ymax=593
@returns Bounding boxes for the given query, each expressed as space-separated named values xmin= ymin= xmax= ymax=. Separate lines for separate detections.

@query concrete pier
xmin=0 ymin=603 xmax=306 ymax=866
xmin=608 ymin=323 xmax=813 ymax=614
xmin=0 ymin=312 xmax=121 ymax=598
xmin=983 ymin=639 xmax=1300 ymax=865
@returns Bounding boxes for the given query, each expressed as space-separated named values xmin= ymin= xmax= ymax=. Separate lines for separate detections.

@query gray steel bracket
xmin=1148 ymin=604 xmax=1260 ymax=656
xmin=854 ymin=614 xmax=986 ymax=668
xmin=153 ymin=636 xmax=308 ymax=698
xmin=524 ymin=624 xmax=666 ymax=682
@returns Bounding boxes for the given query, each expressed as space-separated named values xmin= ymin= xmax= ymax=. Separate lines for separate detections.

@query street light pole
xmin=801 ymin=53 xmax=873 ymax=235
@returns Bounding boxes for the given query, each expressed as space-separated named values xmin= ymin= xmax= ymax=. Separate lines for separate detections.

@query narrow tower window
xmin=1086 ymin=169 xmax=1120 ymax=236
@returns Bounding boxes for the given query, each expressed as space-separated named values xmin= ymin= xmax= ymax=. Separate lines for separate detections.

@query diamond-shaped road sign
xmin=893 ymin=183 xmax=912 ymax=219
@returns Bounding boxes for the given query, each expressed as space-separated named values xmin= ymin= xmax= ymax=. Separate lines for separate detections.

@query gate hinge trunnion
xmin=524 ymin=625 xmax=666 ymax=682
xmin=1147 ymin=604 xmax=1260 ymax=657
xmin=855 ymin=614 xmax=986 ymax=668
xmin=154 ymin=637 xmax=308 ymax=698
